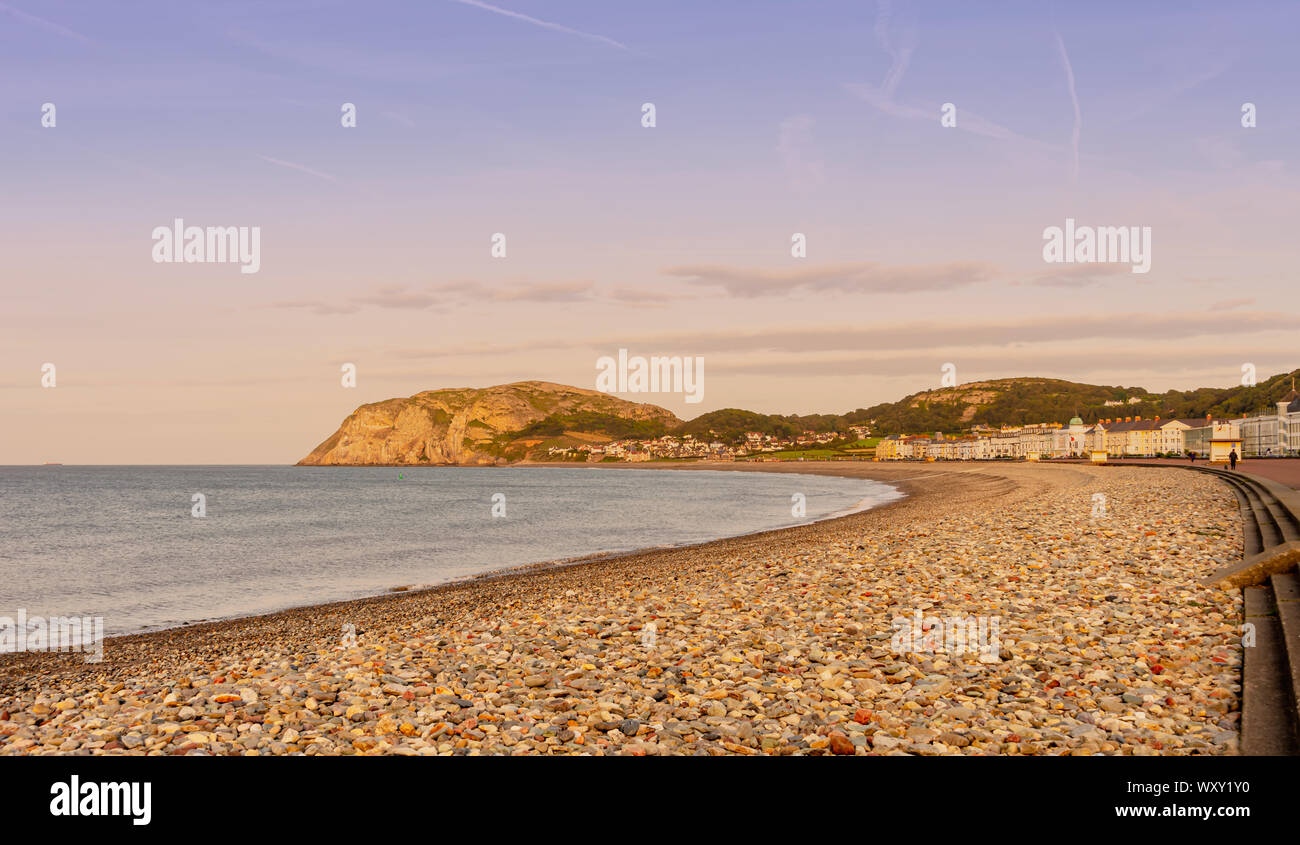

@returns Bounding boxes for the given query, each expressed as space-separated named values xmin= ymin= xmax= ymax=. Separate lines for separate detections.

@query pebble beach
xmin=0 ymin=462 xmax=1244 ymax=756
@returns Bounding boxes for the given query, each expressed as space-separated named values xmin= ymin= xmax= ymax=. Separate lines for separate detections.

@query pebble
xmin=0 ymin=465 xmax=1243 ymax=756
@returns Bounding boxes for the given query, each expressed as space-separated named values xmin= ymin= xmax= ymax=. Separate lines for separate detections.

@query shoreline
xmin=2 ymin=462 xmax=904 ymax=645
xmin=0 ymin=461 xmax=945 ymax=687
xmin=0 ymin=461 xmax=1245 ymax=756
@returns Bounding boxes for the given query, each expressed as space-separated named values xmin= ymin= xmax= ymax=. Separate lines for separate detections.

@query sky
xmin=2 ymin=0 xmax=1298 ymax=463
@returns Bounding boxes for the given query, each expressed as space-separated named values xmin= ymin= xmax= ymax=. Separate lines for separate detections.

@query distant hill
xmin=862 ymin=377 xmax=1149 ymax=433
xmin=675 ymin=370 xmax=1300 ymax=440
xmin=299 ymin=370 xmax=1300 ymax=464
xmin=858 ymin=370 xmax=1300 ymax=435
xmin=298 ymin=381 xmax=680 ymax=466
xmin=1153 ymin=369 xmax=1300 ymax=420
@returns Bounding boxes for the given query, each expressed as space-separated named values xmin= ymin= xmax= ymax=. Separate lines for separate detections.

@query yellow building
xmin=1208 ymin=423 xmax=1242 ymax=463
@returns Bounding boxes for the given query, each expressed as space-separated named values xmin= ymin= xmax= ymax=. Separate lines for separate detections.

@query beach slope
xmin=0 ymin=462 xmax=1242 ymax=755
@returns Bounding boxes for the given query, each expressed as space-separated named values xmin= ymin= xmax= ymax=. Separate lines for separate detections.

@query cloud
xmin=272 ymin=285 xmax=439 ymax=315
xmin=1209 ymin=297 xmax=1255 ymax=311
xmin=606 ymin=286 xmax=676 ymax=306
xmin=426 ymin=280 xmax=596 ymax=304
xmin=700 ymin=347 xmax=1300 ymax=381
xmin=488 ymin=280 xmax=595 ymax=302
xmin=1028 ymin=263 xmax=1128 ymax=287
xmin=391 ymin=310 xmax=1297 ymax=360
xmin=653 ymin=311 xmax=1296 ymax=355
xmin=664 ymin=260 xmax=998 ymax=297
xmin=873 ymin=0 xmax=916 ymax=100
xmin=355 ymin=286 xmax=440 ymax=309
xmin=270 ymin=280 xmax=647 ymax=315
xmin=270 ymin=298 xmax=360 ymax=316
xmin=448 ymin=0 xmax=628 ymax=50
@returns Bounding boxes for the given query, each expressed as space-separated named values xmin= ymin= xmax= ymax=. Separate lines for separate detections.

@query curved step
xmin=1193 ymin=470 xmax=1300 ymax=756
xmin=1201 ymin=470 xmax=1267 ymax=555
xmin=1099 ymin=461 xmax=1300 ymax=755
xmin=1242 ymin=583 xmax=1300 ymax=755
xmin=1251 ymin=478 xmax=1300 ymax=543
xmin=1272 ymin=573 xmax=1300 ymax=746
xmin=1238 ymin=477 xmax=1281 ymax=551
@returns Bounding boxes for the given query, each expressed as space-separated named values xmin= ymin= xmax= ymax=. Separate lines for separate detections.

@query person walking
xmin=1229 ymin=448 xmax=1238 ymax=470
xmin=1189 ymin=451 xmax=1196 ymax=463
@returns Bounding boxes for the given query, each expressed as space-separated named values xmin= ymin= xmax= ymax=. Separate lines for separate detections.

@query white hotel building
xmin=1236 ymin=387 xmax=1300 ymax=457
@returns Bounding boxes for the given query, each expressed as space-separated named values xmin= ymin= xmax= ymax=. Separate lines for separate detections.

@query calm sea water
xmin=0 ymin=466 xmax=901 ymax=636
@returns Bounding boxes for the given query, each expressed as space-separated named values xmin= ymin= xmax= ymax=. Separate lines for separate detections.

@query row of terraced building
xmin=876 ymin=387 xmax=1300 ymax=461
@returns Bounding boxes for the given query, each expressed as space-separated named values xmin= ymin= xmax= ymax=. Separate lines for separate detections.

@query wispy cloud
xmin=701 ymin=348 xmax=1300 ymax=381
xmin=0 ymin=2 xmax=90 ymax=43
xmin=271 ymin=279 xmax=656 ymax=315
xmin=354 ymin=286 xmax=440 ymax=310
xmin=257 ymin=155 xmax=338 ymax=182
xmin=642 ymin=311 xmax=1297 ymax=355
xmin=847 ymin=0 xmax=1040 ymax=146
xmin=428 ymin=280 xmax=597 ymax=304
xmin=270 ymin=298 xmax=360 ymax=316
xmin=607 ymin=286 xmax=676 ymax=306
xmin=664 ymin=260 xmax=998 ymax=297
xmin=1210 ymin=297 xmax=1255 ymax=311
xmin=448 ymin=0 xmax=628 ymax=50
xmin=1027 ymin=263 xmax=1127 ymax=287
xmin=488 ymin=280 xmax=595 ymax=302
xmin=391 ymin=310 xmax=1297 ymax=360
xmin=873 ymin=0 xmax=915 ymax=99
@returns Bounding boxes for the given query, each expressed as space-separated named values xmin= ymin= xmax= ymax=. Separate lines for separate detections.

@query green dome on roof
xmin=1069 ymin=416 xmax=1084 ymax=426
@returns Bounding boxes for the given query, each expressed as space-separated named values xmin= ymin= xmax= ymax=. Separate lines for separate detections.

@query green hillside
xmin=679 ymin=370 xmax=1300 ymax=439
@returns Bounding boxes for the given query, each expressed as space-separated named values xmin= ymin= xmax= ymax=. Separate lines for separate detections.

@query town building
xmin=1237 ymin=384 xmax=1300 ymax=456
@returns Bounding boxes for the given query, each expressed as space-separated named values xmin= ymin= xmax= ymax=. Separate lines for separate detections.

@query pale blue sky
xmin=2 ymin=1 xmax=1297 ymax=462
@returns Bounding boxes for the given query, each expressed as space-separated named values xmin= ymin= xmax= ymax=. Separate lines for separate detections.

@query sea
xmin=0 ymin=465 xmax=901 ymax=637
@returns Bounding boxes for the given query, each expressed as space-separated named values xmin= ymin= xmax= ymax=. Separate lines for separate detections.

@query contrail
xmin=873 ymin=0 xmax=914 ymax=99
xmin=0 ymin=2 xmax=90 ymax=43
xmin=449 ymin=0 xmax=627 ymax=50
xmin=1055 ymin=31 xmax=1082 ymax=184
xmin=258 ymin=155 xmax=338 ymax=182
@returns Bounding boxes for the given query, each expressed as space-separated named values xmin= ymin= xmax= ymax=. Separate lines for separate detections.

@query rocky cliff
xmin=297 ymin=381 xmax=681 ymax=466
